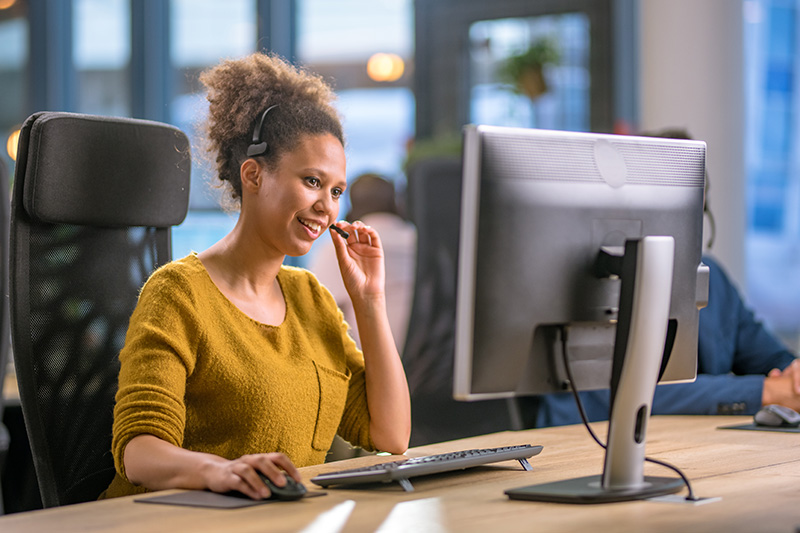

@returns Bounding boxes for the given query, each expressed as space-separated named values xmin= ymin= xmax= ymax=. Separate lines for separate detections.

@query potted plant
xmin=498 ymin=37 xmax=560 ymax=101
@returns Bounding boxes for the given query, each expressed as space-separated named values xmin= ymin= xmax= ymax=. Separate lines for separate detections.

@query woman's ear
xmin=240 ymin=158 xmax=262 ymax=194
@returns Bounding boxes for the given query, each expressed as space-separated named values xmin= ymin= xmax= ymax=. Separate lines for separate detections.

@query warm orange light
xmin=366 ymin=53 xmax=405 ymax=82
xmin=0 ymin=0 xmax=17 ymax=9
xmin=7 ymin=128 xmax=20 ymax=161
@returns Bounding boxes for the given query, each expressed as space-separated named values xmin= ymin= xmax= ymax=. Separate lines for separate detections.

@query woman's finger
xmin=230 ymin=462 xmax=270 ymax=499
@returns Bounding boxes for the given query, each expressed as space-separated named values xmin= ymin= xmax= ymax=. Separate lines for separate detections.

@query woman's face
xmin=246 ymin=132 xmax=347 ymax=258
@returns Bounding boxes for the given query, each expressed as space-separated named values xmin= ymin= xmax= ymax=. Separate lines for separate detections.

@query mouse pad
xmin=135 ymin=489 xmax=326 ymax=509
xmin=718 ymin=423 xmax=800 ymax=433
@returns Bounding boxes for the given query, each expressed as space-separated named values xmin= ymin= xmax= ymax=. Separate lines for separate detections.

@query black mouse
xmin=259 ymin=473 xmax=308 ymax=501
xmin=754 ymin=404 xmax=800 ymax=427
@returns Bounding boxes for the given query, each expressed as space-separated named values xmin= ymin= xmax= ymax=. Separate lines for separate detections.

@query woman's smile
xmin=297 ymin=216 xmax=325 ymax=238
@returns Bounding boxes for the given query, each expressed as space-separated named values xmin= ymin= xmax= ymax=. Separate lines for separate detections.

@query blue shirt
xmin=532 ymin=255 xmax=797 ymax=427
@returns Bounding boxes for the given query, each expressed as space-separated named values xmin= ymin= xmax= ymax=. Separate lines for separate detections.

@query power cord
xmin=559 ymin=326 xmax=699 ymax=502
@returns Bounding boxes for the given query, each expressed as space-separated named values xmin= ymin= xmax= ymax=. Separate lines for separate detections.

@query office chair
xmin=9 ymin=112 xmax=190 ymax=507
xmin=402 ymin=156 xmax=517 ymax=447
xmin=0 ymin=158 xmax=10 ymax=515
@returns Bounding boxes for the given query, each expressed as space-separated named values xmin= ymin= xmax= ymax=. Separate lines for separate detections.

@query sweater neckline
xmin=188 ymin=252 xmax=288 ymax=329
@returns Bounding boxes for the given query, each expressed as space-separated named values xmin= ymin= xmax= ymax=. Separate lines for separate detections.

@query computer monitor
xmin=454 ymin=124 xmax=708 ymax=503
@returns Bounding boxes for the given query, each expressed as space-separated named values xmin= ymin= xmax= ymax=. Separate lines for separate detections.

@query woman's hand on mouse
xmin=204 ymin=452 xmax=302 ymax=500
xmin=123 ymin=434 xmax=302 ymax=499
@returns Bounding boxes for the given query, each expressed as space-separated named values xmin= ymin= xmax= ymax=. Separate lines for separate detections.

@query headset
xmin=246 ymin=104 xmax=279 ymax=157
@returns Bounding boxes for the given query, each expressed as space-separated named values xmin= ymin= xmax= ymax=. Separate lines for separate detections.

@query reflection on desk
xmin=1 ymin=416 xmax=799 ymax=532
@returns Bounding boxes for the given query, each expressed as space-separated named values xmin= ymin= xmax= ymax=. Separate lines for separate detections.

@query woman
xmin=101 ymin=52 xmax=411 ymax=500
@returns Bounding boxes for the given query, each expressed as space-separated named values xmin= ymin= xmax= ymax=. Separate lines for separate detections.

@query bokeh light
xmin=366 ymin=53 xmax=405 ymax=82
xmin=7 ymin=128 xmax=20 ymax=161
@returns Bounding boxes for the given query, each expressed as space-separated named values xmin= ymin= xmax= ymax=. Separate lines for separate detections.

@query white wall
xmin=638 ymin=0 xmax=746 ymax=284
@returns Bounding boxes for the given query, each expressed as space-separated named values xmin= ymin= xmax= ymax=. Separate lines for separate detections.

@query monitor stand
xmin=506 ymin=236 xmax=685 ymax=503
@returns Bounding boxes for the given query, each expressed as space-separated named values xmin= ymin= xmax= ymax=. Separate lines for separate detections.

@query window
xmin=414 ymin=0 xmax=615 ymax=139
xmin=468 ymin=14 xmax=591 ymax=131
xmin=296 ymin=0 xmax=414 ymax=183
xmin=0 ymin=0 xmax=27 ymax=170
xmin=169 ymin=0 xmax=257 ymax=259
xmin=745 ymin=0 xmax=800 ymax=344
xmin=74 ymin=0 xmax=131 ymax=116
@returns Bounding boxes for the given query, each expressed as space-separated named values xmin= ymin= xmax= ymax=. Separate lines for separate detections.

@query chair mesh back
xmin=18 ymin=222 xmax=171 ymax=506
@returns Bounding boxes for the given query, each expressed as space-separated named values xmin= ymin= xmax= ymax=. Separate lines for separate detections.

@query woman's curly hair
xmin=199 ymin=52 xmax=344 ymax=206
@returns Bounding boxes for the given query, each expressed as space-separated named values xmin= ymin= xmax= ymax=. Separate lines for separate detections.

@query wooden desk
xmin=1 ymin=416 xmax=798 ymax=532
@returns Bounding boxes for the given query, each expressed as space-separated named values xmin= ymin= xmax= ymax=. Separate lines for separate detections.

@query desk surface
xmin=1 ymin=415 xmax=799 ymax=532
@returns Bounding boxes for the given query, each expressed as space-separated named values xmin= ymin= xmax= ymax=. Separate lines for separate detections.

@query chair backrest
xmin=402 ymin=156 xmax=515 ymax=447
xmin=0 ymin=158 xmax=10 ymax=515
xmin=0 ymin=157 xmax=9 ymax=415
xmin=10 ymin=112 xmax=190 ymax=507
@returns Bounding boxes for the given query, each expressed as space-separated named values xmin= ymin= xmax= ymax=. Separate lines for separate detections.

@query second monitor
xmin=453 ymin=125 xmax=708 ymax=503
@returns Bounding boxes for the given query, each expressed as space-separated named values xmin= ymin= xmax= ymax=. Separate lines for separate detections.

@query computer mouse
xmin=754 ymin=404 xmax=800 ymax=427
xmin=259 ymin=473 xmax=308 ymax=501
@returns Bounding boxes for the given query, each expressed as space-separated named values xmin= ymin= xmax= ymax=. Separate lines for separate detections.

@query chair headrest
xmin=18 ymin=112 xmax=191 ymax=228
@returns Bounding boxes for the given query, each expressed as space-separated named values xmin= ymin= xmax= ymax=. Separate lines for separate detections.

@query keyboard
xmin=311 ymin=444 xmax=543 ymax=492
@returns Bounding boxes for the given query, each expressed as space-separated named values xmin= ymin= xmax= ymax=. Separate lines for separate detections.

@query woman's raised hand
xmin=330 ymin=221 xmax=386 ymax=304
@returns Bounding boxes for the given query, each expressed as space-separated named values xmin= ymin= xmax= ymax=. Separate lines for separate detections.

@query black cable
xmin=560 ymin=327 xmax=606 ymax=450
xmin=643 ymin=456 xmax=697 ymax=501
xmin=559 ymin=326 xmax=699 ymax=501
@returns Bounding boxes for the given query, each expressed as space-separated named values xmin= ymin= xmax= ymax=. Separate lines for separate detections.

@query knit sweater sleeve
xmin=111 ymin=264 xmax=203 ymax=481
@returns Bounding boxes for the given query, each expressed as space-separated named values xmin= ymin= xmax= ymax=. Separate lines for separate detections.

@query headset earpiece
xmin=246 ymin=105 xmax=279 ymax=157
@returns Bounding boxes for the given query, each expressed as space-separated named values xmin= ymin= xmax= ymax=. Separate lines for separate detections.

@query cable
xmin=560 ymin=327 xmax=606 ymax=450
xmin=559 ymin=326 xmax=699 ymax=501
xmin=643 ymin=456 xmax=697 ymax=501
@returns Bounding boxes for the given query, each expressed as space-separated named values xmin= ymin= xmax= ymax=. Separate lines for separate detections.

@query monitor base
xmin=505 ymin=475 xmax=684 ymax=504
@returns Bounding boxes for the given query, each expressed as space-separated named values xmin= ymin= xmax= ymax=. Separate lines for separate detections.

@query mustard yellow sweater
xmin=101 ymin=254 xmax=373 ymax=499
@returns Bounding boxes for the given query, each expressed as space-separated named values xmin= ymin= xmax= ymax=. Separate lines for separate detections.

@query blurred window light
xmin=74 ymin=0 xmax=131 ymax=116
xmin=744 ymin=0 xmax=800 ymax=346
xmin=171 ymin=0 xmax=255 ymax=68
xmin=298 ymin=0 xmax=412 ymax=62
xmin=296 ymin=0 xmax=414 ymax=186
xmin=0 ymin=6 xmax=26 ymax=172
xmin=74 ymin=0 xmax=130 ymax=70
xmin=169 ymin=0 xmax=256 ymax=211
xmin=0 ymin=17 xmax=27 ymax=68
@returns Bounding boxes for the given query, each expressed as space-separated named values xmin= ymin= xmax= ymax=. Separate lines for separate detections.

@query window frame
xmin=413 ymin=0 xmax=620 ymax=138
